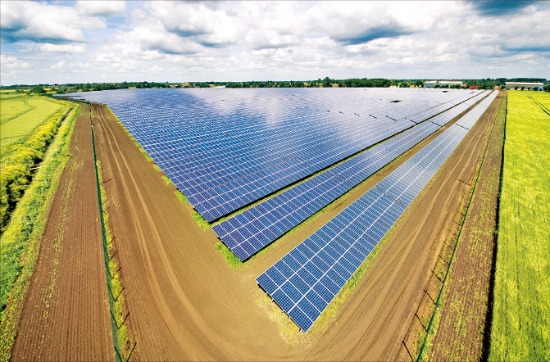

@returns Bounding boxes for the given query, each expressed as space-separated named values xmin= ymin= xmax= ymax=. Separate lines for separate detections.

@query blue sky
xmin=1 ymin=1 xmax=549 ymax=85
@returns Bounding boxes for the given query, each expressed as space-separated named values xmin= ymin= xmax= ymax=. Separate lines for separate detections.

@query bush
xmin=29 ymin=86 xmax=45 ymax=94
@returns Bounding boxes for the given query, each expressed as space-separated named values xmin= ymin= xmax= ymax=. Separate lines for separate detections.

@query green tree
xmin=29 ymin=85 xmax=45 ymax=94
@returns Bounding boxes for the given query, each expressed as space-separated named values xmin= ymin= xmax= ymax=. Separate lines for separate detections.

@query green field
xmin=1 ymin=93 xmax=63 ymax=153
xmin=490 ymin=91 xmax=550 ymax=361
xmin=1 ymin=94 xmax=75 ymax=232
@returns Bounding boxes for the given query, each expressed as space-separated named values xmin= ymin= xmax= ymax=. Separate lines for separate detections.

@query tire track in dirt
xmin=94 ymin=104 xmax=224 ymax=359
xmin=12 ymin=105 xmax=112 ymax=361
xmin=429 ymin=92 xmax=506 ymax=361
xmin=302 ymin=105 xmax=493 ymax=361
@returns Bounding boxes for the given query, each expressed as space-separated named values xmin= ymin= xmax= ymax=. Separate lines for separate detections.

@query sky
xmin=1 ymin=0 xmax=549 ymax=85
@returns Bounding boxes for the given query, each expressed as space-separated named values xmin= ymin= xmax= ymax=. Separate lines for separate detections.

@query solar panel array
xmin=212 ymin=91 xmax=488 ymax=261
xmin=62 ymin=88 xmax=485 ymax=222
xmin=257 ymin=91 xmax=497 ymax=331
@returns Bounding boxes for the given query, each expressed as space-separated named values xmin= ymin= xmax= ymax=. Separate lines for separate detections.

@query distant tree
xmin=29 ymin=85 xmax=45 ymax=94
xmin=56 ymin=85 xmax=68 ymax=94
xmin=544 ymin=84 xmax=550 ymax=92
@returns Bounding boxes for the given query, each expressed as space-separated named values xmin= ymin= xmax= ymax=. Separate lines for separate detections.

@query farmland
xmin=31 ymin=88 xmax=496 ymax=359
xmin=424 ymin=91 xmax=506 ymax=361
xmin=8 ymin=104 xmax=113 ymax=361
xmin=0 ymin=93 xmax=78 ymax=359
xmin=5 ymin=87 xmax=545 ymax=361
xmin=0 ymin=92 xmax=63 ymax=152
xmin=490 ymin=91 xmax=550 ymax=360
xmin=0 ymin=93 xmax=75 ymax=230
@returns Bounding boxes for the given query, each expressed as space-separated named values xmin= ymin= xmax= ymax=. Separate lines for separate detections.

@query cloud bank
xmin=1 ymin=0 xmax=548 ymax=85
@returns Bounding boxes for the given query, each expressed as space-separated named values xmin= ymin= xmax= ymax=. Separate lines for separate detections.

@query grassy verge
xmin=0 ymin=104 xmax=80 ymax=360
xmin=95 ymin=159 xmax=133 ymax=360
xmin=489 ymin=91 xmax=549 ymax=361
xmin=214 ymin=242 xmax=243 ymax=268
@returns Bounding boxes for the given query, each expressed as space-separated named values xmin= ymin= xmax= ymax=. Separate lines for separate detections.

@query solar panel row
xmin=213 ymin=90 xmax=490 ymax=261
xmin=62 ymin=88 xmax=486 ymax=222
xmin=257 ymin=91 xmax=497 ymax=331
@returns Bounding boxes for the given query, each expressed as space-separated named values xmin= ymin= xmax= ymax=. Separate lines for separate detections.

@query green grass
xmin=0 ymin=104 xmax=80 ymax=360
xmin=214 ymin=242 xmax=243 ymax=268
xmin=490 ymin=91 xmax=550 ymax=361
xmin=95 ymin=158 xmax=132 ymax=361
xmin=1 ymin=94 xmax=64 ymax=152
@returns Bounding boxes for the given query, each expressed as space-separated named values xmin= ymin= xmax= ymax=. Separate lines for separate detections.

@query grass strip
xmin=96 ymin=158 xmax=133 ymax=360
xmin=90 ymin=105 xmax=131 ymax=362
xmin=215 ymin=242 xmax=243 ymax=269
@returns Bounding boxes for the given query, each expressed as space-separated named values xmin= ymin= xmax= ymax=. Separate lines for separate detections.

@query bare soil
xmin=89 ymin=91 xmax=500 ymax=361
xmin=428 ymin=92 xmax=506 ymax=360
xmin=12 ymin=105 xmax=112 ymax=361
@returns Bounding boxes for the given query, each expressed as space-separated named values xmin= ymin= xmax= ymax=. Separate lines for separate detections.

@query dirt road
xmin=90 ymin=93 xmax=498 ymax=360
xmin=429 ymin=92 xmax=506 ymax=360
xmin=12 ymin=105 xmax=112 ymax=360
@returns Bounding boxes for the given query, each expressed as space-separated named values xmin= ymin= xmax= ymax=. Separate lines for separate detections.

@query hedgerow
xmin=0 ymin=107 xmax=73 ymax=231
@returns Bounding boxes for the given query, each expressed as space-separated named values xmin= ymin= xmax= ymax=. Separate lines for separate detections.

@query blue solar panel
xmin=61 ymin=88 xmax=487 ymax=222
xmin=257 ymin=91 xmax=497 ymax=331
xmin=213 ymin=91 xmax=489 ymax=261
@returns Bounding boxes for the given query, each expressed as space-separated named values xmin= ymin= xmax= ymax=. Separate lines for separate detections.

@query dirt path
xmin=12 ymin=105 xmax=112 ymax=361
xmin=93 ymin=104 xmax=287 ymax=360
xmin=91 ymin=92 xmax=498 ymax=360
xmin=429 ymin=92 xmax=506 ymax=360
xmin=304 ymin=94 xmax=500 ymax=361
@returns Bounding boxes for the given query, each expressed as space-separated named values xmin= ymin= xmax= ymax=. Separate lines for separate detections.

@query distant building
xmin=505 ymin=82 xmax=544 ymax=90
xmin=424 ymin=80 xmax=464 ymax=88
xmin=469 ymin=85 xmax=479 ymax=90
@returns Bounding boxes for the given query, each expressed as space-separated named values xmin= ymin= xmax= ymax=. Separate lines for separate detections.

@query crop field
xmin=490 ymin=91 xmax=549 ymax=360
xmin=9 ymin=87 xmax=513 ymax=361
xmin=0 ymin=93 xmax=63 ymax=152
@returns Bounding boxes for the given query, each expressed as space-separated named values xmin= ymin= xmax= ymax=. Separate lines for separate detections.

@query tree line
xmin=3 ymin=77 xmax=549 ymax=93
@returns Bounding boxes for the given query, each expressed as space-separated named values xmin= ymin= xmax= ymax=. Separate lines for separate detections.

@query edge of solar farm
xmin=213 ymin=90 xmax=491 ymax=261
xmin=256 ymin=90 xmax=498 ymax=332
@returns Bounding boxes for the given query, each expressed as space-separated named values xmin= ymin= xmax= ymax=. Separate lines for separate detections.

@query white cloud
xmin=76 ymin=1 xmax=126 ymax=17
xmin=0 ymin=55 xmax=30 ymax=70
xmin=40 ymin=43 xmax=86 ymax=54
xmin=1 ymin=1 xmax=549 ymax=85
xmin=1 ymin=1 xmax=105 ymax=44
xmin=51 ymin=60 xmax=66 ymax=70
